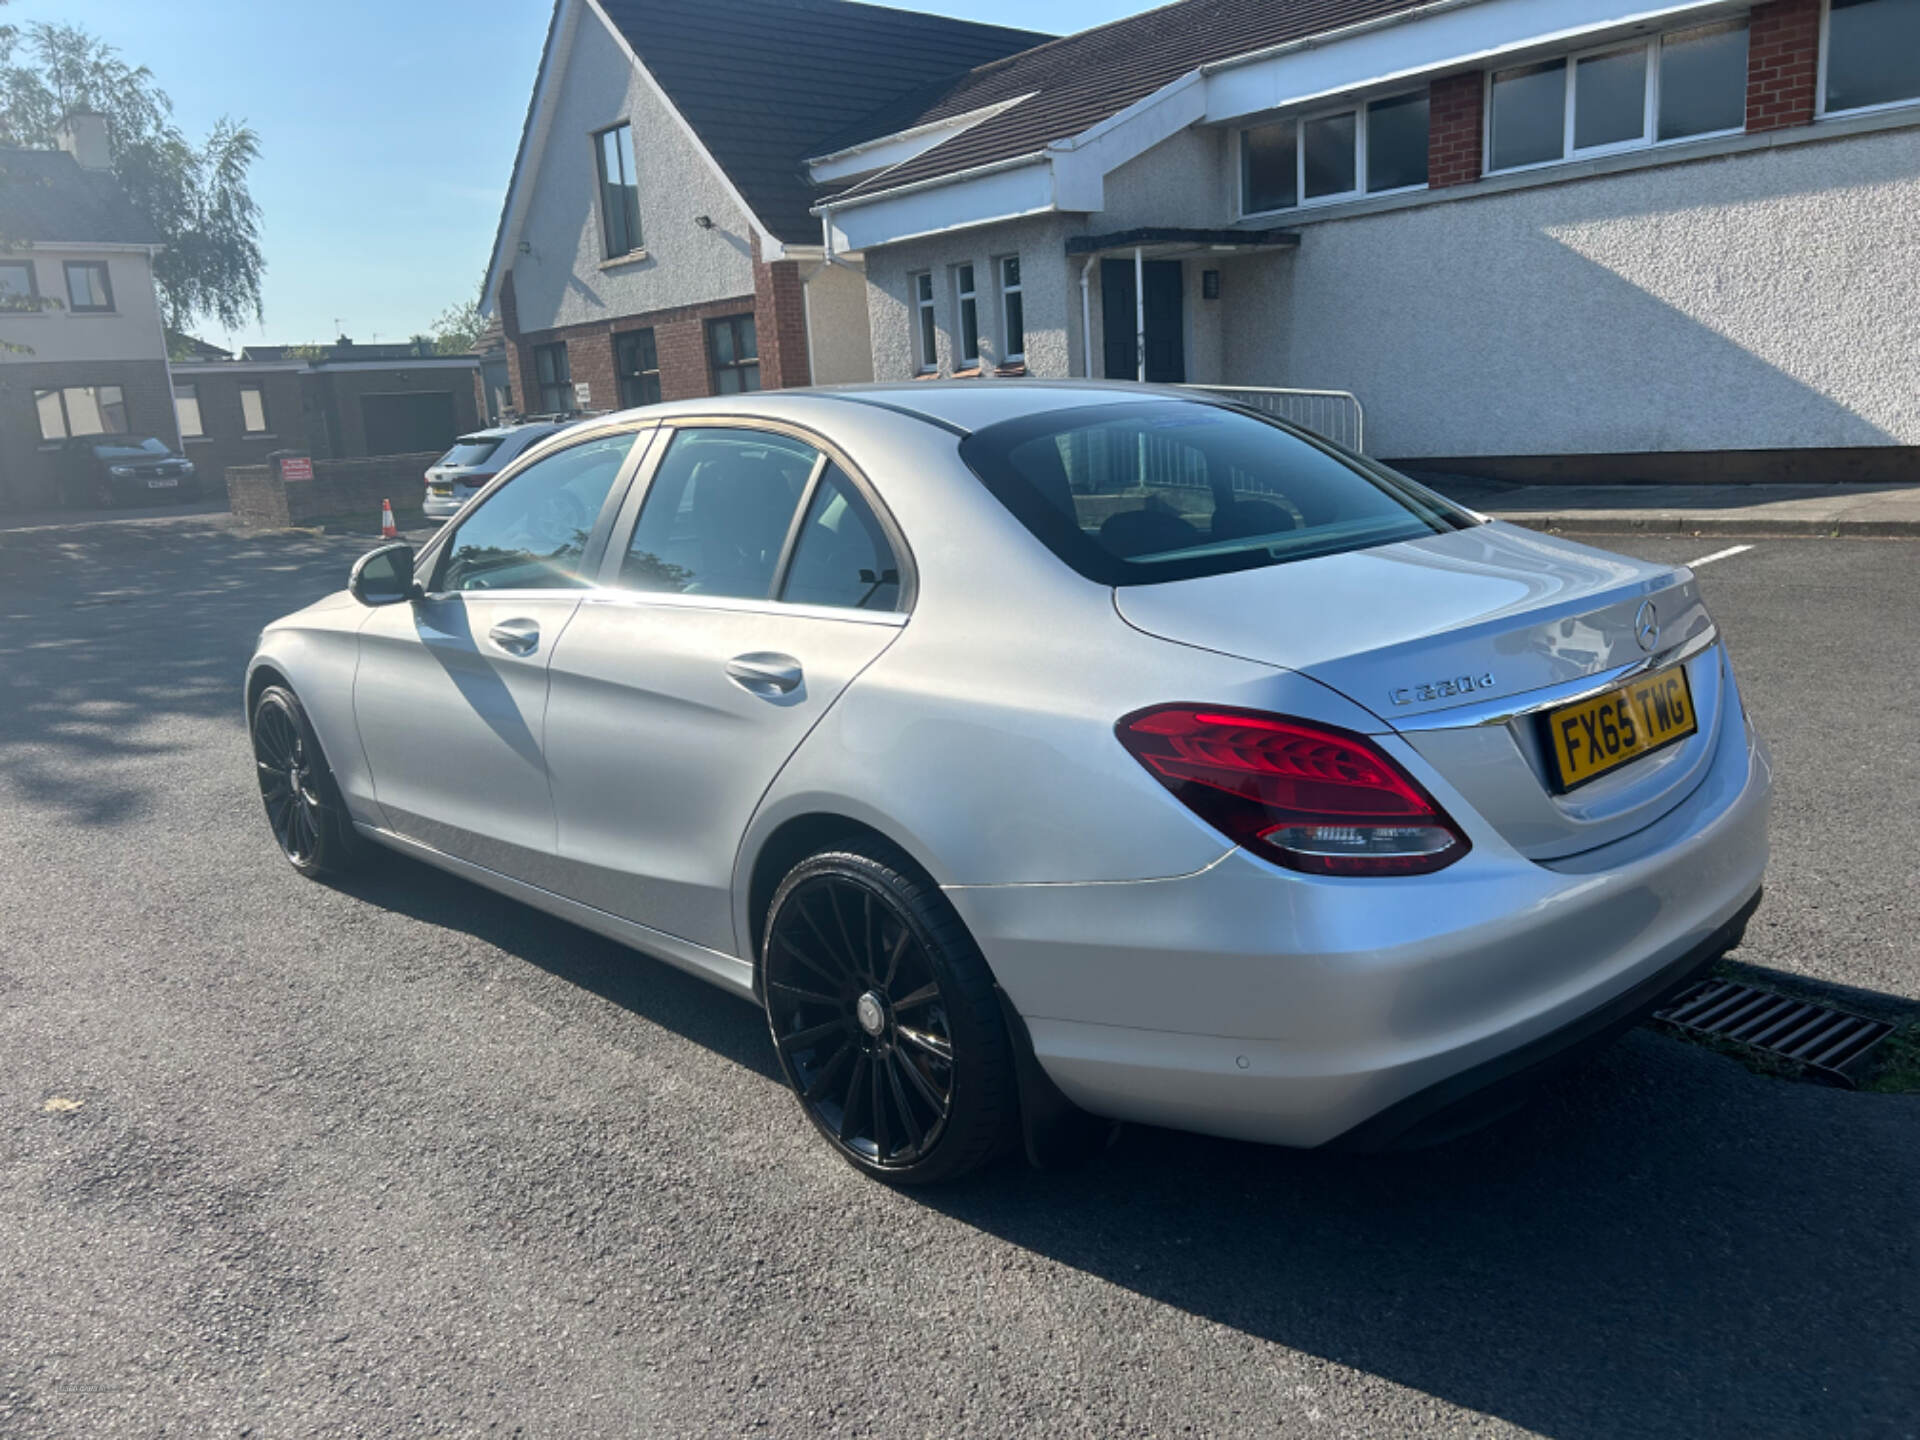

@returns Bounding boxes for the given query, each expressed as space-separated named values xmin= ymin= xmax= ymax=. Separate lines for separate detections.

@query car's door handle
xmin=487 ymin=619 xmax=541 ymax=655
xmin=726 ymin=652 xmax=803 ymax=695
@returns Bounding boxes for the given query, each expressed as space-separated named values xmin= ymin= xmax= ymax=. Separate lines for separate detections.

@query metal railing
xmin=1181 ymin=385 xmax=1366 ymax=453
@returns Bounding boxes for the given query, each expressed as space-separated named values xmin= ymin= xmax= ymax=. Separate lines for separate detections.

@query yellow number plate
xmin=1545 ymin=665 xmax=1697 ymax=791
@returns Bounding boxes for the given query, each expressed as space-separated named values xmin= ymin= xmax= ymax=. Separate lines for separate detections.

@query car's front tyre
xmin=762 ymin=843 xmax=1017 ymax=1184
xmin=250 ymin=684 xmax=363 ymax=877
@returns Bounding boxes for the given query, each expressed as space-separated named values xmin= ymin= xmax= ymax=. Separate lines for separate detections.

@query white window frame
xmin=996 ymin=254 xmax=1025 ymax=364
xmin=952 ymin=262 xmax=980 ymax=369
xmin=1817 ymin=0 xmax=1920 ymax=118
xmin=911 ymin=271 xmax=937 ymax=374
xmin=1485 ymin=21 xmax=1750 ymax=177
xmin=174 ymin=382 xmax=204 ymax=439
xmin=1235 ymin=87 xmax=1429 ymax=220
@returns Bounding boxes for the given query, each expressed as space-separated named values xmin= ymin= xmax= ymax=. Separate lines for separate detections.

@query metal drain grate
xmin=1654 ymin=981 xmax=1894 ymax=1087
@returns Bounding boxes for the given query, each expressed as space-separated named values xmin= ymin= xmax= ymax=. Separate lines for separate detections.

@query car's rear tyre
xmin=251 ymin=684 xmax=362 ymax=877
xmin=762 ymin=843 xmax=1017 ymax=1185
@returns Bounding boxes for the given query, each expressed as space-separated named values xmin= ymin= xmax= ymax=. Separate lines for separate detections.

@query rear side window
xmin=440 ymin=437 xmax=502 ymax=468
xmin=621 ymin=428 xmax=817 ymax=598
xmin=958 ymin=400 xmax=1468 ymax=585
xmin=780 ymin=465 xmax=900 ymax=611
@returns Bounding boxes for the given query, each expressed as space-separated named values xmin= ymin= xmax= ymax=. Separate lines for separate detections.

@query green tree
xmin=0 ymin=20 xmax=264 ymax=334
xmin=429 ymin=296 xmax=485 ymax=355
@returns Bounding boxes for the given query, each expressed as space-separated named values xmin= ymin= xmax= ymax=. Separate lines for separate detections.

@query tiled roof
xmin=597 ymin=0 xmax=1051 ymax=242
xmin=0 ymin=148 xmax=162 ymax=246
xmin=827 ymin=0 xmax=1436 ymax=204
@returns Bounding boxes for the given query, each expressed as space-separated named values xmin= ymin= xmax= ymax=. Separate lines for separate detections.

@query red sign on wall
xmin=279 ymin=456 xmax=314 ymax=482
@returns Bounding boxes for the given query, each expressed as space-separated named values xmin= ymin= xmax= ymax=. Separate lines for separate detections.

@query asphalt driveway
xmin=0 ymin=516 xmax=1914 ymax=1438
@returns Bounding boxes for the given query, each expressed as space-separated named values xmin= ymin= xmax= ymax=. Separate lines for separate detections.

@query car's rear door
xmin=353 ymin=427 xmax=650 ymax=872
xmin=542 ymin=422 xmax=910 ymax=954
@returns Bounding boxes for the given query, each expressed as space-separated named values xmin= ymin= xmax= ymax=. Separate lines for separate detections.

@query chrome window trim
xmin=1390 ymin=624 xmax=1719 ymax=732
xmin=579 ymin=587 xmax=909 ymax=628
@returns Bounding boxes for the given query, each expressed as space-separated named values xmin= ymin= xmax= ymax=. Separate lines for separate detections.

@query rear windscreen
xmin=439 ymin=438 xmax=503 ymax=468
xmin=958 ymin=400 xmax=1471 ymax=585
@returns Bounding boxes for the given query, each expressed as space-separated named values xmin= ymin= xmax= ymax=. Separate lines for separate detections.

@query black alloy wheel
xmin=251 ymin=685 xmax=358 ymax=876
xmin=762 ymin=846 xmax=1017 ymax=1184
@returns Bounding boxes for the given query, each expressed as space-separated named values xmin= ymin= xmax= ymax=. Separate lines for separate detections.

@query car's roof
xmin=575 ymin=380 xmax=1189 ymax=438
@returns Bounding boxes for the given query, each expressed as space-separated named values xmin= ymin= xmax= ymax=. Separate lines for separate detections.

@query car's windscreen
xmin=439 ymin=437 xmax=503 ymax=468
xmin=91 ymin=438 xmax=171 ymax=458
xmin=957 ymin=401 xmax=1471 ymax=586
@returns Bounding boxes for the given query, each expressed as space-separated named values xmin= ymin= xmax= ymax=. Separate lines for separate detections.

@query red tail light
xmin=1116 ymin=705 xmax=1470 ymax=876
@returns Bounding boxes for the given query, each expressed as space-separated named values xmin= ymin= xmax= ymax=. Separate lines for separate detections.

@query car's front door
xmin=542 ymin=424 xmax=910 ymax=953
xmin=354 ymin=428 xmax=647 ymax=876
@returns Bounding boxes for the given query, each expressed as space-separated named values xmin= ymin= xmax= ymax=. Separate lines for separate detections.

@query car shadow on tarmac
xmin=334 ymin=850 xmax=1916 ymax=1440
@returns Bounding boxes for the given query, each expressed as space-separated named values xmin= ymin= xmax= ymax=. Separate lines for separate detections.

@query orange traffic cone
xmin=380 ymin=498 xmax=398 ymax=539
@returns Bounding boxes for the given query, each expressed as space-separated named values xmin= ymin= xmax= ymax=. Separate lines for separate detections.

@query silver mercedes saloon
xmin=246 ymin=383 xmax=1770 ymax=1182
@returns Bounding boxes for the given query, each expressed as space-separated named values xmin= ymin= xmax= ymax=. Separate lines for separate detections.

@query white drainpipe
xmin=1134 ymin=246 xmax=1146 ymax=384
xmin=1079 ymin=255 xmax=1097 ymax=379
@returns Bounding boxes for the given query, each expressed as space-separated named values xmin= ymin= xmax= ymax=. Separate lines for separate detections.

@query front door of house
xmin=1100 ymin=259 xmax=1185 ymax=384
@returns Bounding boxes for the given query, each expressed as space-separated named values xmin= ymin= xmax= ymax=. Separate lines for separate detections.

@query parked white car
xmin=422 ymin=417 xmax=574 ymax=520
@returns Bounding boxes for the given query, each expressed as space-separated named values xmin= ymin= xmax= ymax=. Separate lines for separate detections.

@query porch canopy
xmin=1065 ymin=227 xmax=1298 ymax=382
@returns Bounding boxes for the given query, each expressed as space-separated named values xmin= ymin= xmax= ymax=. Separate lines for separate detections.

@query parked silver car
xmin=421 ymin=416 xmax=573 ymax=520
xmin=247 ymin=383 xmax=1770 ymax=1182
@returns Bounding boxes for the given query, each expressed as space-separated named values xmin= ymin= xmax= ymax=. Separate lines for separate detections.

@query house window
xmin=953 ymin=263 xmax=980 ymax=368
xmin=706 ymin=315 xmax=760 ymax=394
xmin=1823 ymin=0 xmax=1920 ymax=114
xmin=1658 ymin=21 xmax=1751 ymax=139
xmin=615 ymin=328 xmax=661 ymax=408
xmin=1240 ymin=91 xmax=1426 ymax=215
xmin=595 ymin=122 xmax=643 ymax=258
xmin=1489 ymin=21 xmax=1750 ymax=173
xmin=240 ymin=384 xmax=270 ymax=434
xmin=34 ymin=384 xmax=129 ymax=440
xmin=998 ymin=256 xmax=1025 ymax=364
xmin=912 ymin=272 xmax=937 ymax=373
xmin=65 ymin=260 xmax=114 ymax=312
xmin=533 ymin=342 xmax=573 ymax=412
xmin=0 ymin=261 xmax=38 ymax=309
xmin=174 ymin=383 xmax=204 ymax=438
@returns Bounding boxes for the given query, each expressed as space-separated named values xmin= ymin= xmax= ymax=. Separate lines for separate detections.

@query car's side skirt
xmin=352 ymin=822 xmax=757 ymax=1000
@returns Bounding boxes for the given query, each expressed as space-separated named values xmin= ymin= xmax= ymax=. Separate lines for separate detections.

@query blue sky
xmin=12 ymin=1 xmax=1149 ymax=350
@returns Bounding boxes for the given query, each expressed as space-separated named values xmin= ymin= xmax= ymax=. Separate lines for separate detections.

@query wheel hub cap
xmin=855 ymin=991 xmax=887 ymax=1037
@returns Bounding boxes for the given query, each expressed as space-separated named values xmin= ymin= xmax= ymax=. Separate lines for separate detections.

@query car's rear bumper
xmin=422 ymin=493 xmax=464 ymax=520
xmin=946 ymin=682 xmax=1771 ymax=1149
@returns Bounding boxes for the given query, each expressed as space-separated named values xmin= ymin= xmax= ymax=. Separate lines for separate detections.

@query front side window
xmin=706 ymin=315 xmax=760 ymax=395
xmin=595 ymin=123 xmax=643 ymax=258
xmin=1241 ymin=93 xmax=1426 ymax=214
xmin=65 ymin=261 xmax=113 ymax=311
xmin=780 ymin=465 xmax=901 ymax=611
xmin=534 ymin=342 xmax=572 ymax=413
xmin=35 ymin=384 xmax=129 ymax=440
xmin=620 ymin=428 xmax=816 ymax=597
xmin=440 ymin=430 xmax=636 ymax=592
xmin=912 ymin=273 xmax=937 ymax=372
xmin=616 ymin=328 xmax=661 ymax=408
xmin=1302 ymin=110 xmax=1359 ymax=199
xmin=998 ymin=256 xmax=1025 ymax=363
xmin=239 ymin=384 xmax=269 ymax=434
xmin=174 ymin=383 xmax=204 ymax=438
xmin=1825 ymin=0 xmax=1920 ymax=113
xmin=958 ymin=400 xmax=1469 ymax=587
xmin=1489 ymin=58 xmax=1569 ymax=170
xmin=953 ymin=264 xmax=980 ymax=367
xmin=0 ymin=261 xmax=38 ymax=308
xmin=1658 ymin=21 xmax=1750 ymax=138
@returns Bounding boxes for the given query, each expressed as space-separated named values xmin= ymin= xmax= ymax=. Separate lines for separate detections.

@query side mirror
xmin=348 ymin=542 xmax=420 ymax=606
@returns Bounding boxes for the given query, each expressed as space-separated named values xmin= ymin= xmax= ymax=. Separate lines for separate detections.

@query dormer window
xmin=595 ymin=123 xmax=643 ymax=259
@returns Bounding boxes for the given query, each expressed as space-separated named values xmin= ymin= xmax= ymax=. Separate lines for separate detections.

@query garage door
xmin=360 ymin=391 xmax=457 ymax=456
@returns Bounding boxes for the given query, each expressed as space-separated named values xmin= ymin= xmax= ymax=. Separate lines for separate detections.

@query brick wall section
xmin=1746 ymin=0 xmax=1821 ymax=132
xmin=752 ymin=235 xmax=812 ymax=390
xmin=227 ymin=452 xmax=442 ymax=529
xmin=1427 ymin=73 xmax=1485 ymax=188
xmin=504 ymin=292 xmax=760 ymax=412
xmin=0 ymin=358 xmax=176 ymax=510
xmin=174 ymin=367 xmax=306 ymax=493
